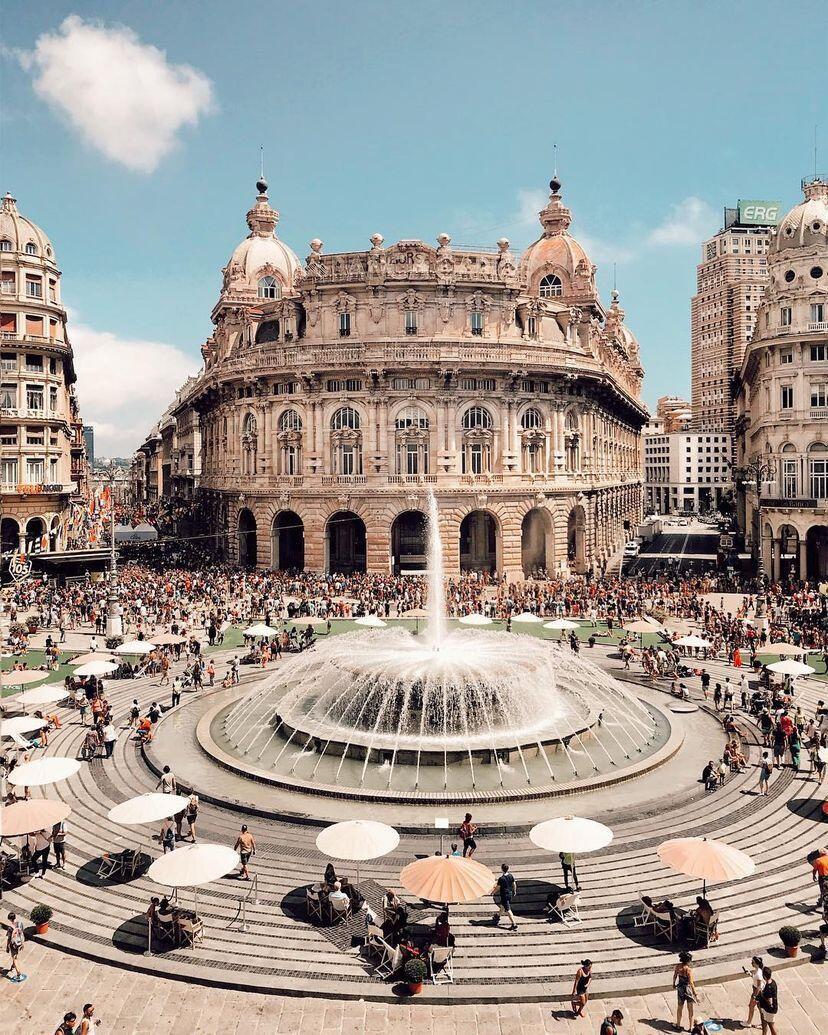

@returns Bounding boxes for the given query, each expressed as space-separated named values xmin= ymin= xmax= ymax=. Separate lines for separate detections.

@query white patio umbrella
xmin=399 ymin=854 xmax=496 ymax=911
xmin=529 ymin=815 xmax=614 ymax=854
xmin=354 ymin=615 xmax=387 ymax=628
xmin=8 ymin=756 xmax=81 ymax=787
xmin=108 ymin=793 xmax=191 ymax=826
xmin=1 ymin=669 xmax=45 ymax=687
xmin=544 ymin=618 xmax=581 ymax=631
xmin=152 ymin=632 xmax=188 ymax=645
xmin=74 ymin=660 xmax=118 ymax=677
xmin=673 ymin=635 xmax=711 ymax=649
xmin=657 ymin=836 xmax=755 ymax=897
xmin=316 ymin=819 xmax=400 ymax=886
xmin=818 ymin=746 xmax=828 ymax=764
xmin=243 ymin=623 xmax=278 ymax=638
xmin=114 ymin=640 xmax=156 ymax=655
xmin=289 ymin=616 xmax=327 ymax=626
xmin=69 ymin=651 xmax=113 ymax=666
xmin=511 ymin=612 xmax=544 ymax=624
xmin=0 ymin=798 xmax=71 ymax=837
xmin=766 ymin=659 xmax=815 ymax=677
xmin=623 ymin=618 xmax=665 ymax=634
xmin=148 ymin=843 xmax=238 ymax=931
xmin=760 ymin=642 xmax=807 ymax=657
xmin=1 ymin=715 xmax=49 ymax=738
xmin=15 ymin=684 xmax=67 ymax=708
xmin=458 ymin=613 xmax=493 ymax=626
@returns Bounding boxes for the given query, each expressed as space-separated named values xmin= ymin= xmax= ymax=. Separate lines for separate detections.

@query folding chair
xmin=97 ymin=852 xmax=123 ymax=880
xmin=692 ymin=911 xmax=719 ymax=948
xmin=306 ymin=889 xmax=323 ymax=922
xmin=178 ymin=916 xmax=204 ymax=947
xmin=329 ymin=895 xmax=351 ymax=924
xmin=154 ymin=913 xmax=177 ymax=946
xmin=428 ymin=944 xmax=454 ymax=985
xmin=550 ymin=891 xmax=582 ymax=926
xmin=373 ymin=939 xmax=402 ymax=978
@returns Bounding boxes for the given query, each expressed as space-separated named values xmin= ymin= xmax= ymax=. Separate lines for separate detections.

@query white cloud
xmin=71 ymin=320 xmax=199 ymax=456
xmin=648 ymin=196 xmax=719 ymax=246
xmin=18 ymin=15 xmax=214 ymax=173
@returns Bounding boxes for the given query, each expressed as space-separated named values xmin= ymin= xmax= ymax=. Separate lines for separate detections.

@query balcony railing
xmin=809 ymin=321 xmax=828 ymax=333
xmin=386 ymin=474 xmax=438 ymax=484
xmin=321 ymin=475 xmax=367 ymax=485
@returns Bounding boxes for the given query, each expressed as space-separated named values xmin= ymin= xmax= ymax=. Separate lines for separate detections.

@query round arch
xmin=271 ymin=510 xmax=304 ymax=571
xmin=238 ymin=508 xmax=257 ymax=567
xmin=326 ymin=511 xmax=366 ymax=574
xmin=391 ymin=510 xmax=427 ymax=574
xmin=460 ymin=509 xmax=500 ymax=574
xmin=1 ymin=516 xmax=19 ymax=554
xmin=567 ymin=505 xmax=587 ymax=573
xmin=25 ymin=516 xmax=46 ymax=551
xmin=521 ymin=507 xmax=554 ymax=576
xmin=806 ymin=525 xmax=828 ymax=580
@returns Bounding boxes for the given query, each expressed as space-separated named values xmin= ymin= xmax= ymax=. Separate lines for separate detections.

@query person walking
xmin=185 ymin=794 xmax=199 ymax=842
xmin=75 ymin=1003 xmax=101 ymax=1033
xmin=31 ymin=827 xmax=51 ymax=878
xmin=459 ymin=813 xmax=478 ymax=858
xmin=234 ymin=824 xmax=256 ymax=880
xmin=560 ymin=851 xmax=580 ymax=890
xmin=171 ymin=676 xmax=182 ymax=708
xmin=599 ymin=1010 xmax=623 ymax=1035
xmin=672 ymin=950 xmax=698 ymax=1032
xmin=758 ymin=752 xmax=772 ymax=796
xmin=54 ymin=1012 xmax=76 ymax=1034
xmin=5 ymin=912 xmax=26 ymax=982
xmin=102 ymin=719 xmax=118 ymax=759
xmin=570 ymin=959 xmax=592 ymax=1018
xmin=744 ymin=954 xmax=764 ymax=1029
xmin=757 ymin=965 xmax=779 ymax=1035
xmin=492 ymin=862 xmax=517 ymax=930
xmin=51 ymin=820 xmax=67 ymax=870
xmin=156 ymin=765 xmax=177 ymax=795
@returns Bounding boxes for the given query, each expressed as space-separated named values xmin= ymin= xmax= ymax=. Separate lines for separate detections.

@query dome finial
xmin=256 ymin=145 xmax=268 ymax=197
xmin=549 ymin=142 xmax=561 ymax=195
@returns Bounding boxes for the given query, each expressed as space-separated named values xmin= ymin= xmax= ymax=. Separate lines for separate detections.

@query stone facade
xmin=736 ymin=176 xmax=828 ymax=580
xmin=0 ymin=193 xmax=87 ymax=555
xmin=169 ymin=176 xmax=647 ymax=577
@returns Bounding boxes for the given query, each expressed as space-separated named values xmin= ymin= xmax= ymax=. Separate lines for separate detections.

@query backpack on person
xmin=10 ymin=921 xmax=24 ymax=949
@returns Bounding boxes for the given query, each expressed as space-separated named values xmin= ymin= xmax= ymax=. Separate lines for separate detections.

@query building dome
xmin=223 ymin=181 xmax=301 ymax=295
xmin=520 ymin=179 xmax=596 ymax=297
xmin=769 ymin=176 xmax=828 ymax=256
xmin=0 ymin=193 xmax=57 ymax=263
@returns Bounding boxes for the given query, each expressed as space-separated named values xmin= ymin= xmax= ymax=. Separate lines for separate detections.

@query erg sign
xmin=738 ymin=200 xmax=782 ymax=226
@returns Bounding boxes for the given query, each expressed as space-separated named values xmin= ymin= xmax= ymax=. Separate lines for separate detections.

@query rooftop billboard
xmin=737 ymin=200 xmax=782 ymax=226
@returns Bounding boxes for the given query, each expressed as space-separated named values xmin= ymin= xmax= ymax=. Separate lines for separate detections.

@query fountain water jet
xmin=216 ymin=494 xmax=664 ymax=800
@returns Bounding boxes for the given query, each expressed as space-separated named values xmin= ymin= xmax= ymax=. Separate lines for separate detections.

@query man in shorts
xmin=5 ymin=912 xmax=26 ymax=982
xmin=234 ymin=824 xmax=256 ymax=880
xmin=459 ymin=813 xmax=477 ymax=858
xmin=757 ymin=965 xmax=779 ymax=1035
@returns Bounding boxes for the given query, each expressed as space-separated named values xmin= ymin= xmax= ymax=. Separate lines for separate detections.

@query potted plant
xmin=404 ymin=957 xmax=427 ymax=995
xmin=30 ymin=904 xmax=53 ymax=936
xmin=779 ymin=925 xmax=801 ymax=957
xmin=25 ymin=616 xmax=39 ymax=634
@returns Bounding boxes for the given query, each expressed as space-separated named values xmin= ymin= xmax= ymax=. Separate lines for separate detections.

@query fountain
xmin=210 ymin=491 xmax=666 ymax=802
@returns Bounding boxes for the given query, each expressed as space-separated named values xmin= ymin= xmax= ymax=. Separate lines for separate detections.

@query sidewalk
xmin=3 ymin=938 xmax=826 ymax=1033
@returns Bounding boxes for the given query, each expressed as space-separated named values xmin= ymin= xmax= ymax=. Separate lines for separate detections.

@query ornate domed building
xmin=176 ymin=175 xmax=647 ymax=576
xmin=736 ymin=175 xmax=828 ymax=580
xmin=0 ymin=193 xmax=86 ymax=557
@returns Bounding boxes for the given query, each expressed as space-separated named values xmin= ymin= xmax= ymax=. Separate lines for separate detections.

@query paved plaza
xmin=2 ymin=614 xmax=827 ymax=1032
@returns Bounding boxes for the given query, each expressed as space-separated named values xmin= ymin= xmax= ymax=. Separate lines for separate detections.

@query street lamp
xmin=735 ymin=456 xmax=775 ymax=615
xmin=104 ymin=461 xmax=123 ymax=641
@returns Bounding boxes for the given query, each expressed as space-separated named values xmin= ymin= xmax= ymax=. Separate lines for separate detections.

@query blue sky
xmin=2 ymin=1 xmax=825 ymax=453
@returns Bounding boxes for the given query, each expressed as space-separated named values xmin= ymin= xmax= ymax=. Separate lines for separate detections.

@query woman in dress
xmin=571 ymin=959 xmax=592 ymax=1018
xmin=744 ymin=954 xmax=763 ymax=1028
xmin=672 ymin=950 xmax=698 ymax=1031
xmin=186 ymin=794 xmax=199 ymax=842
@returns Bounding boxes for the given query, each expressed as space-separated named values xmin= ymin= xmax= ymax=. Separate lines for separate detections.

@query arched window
xmin=277 ymin=409 xmax=302 ymax=475
xmin=539 ymin=274 xmax=562 ymax=298
xmin=395 ymin=406 xmax=430 ymax=475
xmin=243 ymin=412 xmax=257 ymax=437
xmin=564 ymin=410 xmax=580 ymax=472
xmin=809 ymin=442 xmax=828 ymax=499
xmin=25 ymin=242 xmax=37 ymax=256
xmin=395 ymin=406 xmax=429 ymax=429
xmin=331 ymin=406 xmax=360 ymax=431
xmin=461 ymin=405 xmax=493 ymax=430
xmin=258 ymin=275 xmax=281 ymax=299
xmin=520 ymin=407 xmax=542 ymax=430
xmin=278 ymin=408 xmax=302 ymax=432
xmin=0 ymin=240 xmax=11 ymax=252
xmin=520 ymin=408 xmax=544 ymax=473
